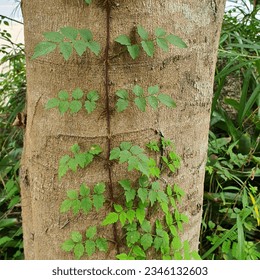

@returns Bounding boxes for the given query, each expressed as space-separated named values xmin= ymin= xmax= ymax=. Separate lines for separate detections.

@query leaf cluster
xmin=58 ymin=144 xmax=102 ymax=179
xmin=32 ymin=27 xmax=101 ymax=60
xmin=115 ymin=25 xmax=187 ymax=59
xmin=45 ymin=88 xmax=100 ymax=114
xmin=115 ymin=84 xmax=176 ymax=112
xmin=60 ymin=182 xmax=105 ymax=215
xmin=61 ymin=227 xmax=108 ymax=259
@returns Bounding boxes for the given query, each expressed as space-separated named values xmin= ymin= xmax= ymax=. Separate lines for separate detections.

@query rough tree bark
xmin=21 ymin=0 xmax=225 ymax=259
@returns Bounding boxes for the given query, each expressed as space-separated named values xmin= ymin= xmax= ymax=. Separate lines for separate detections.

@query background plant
xmin=0 ymin=15 xmax=25 ymax=259
xmin=200 ymin=3 xmax=260 ymax=260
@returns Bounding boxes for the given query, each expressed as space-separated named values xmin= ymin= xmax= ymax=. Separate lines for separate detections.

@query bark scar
xmin=210 ymin=0 xmax=218 ymax=20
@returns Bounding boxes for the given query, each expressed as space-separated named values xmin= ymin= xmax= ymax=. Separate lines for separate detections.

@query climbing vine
xmin=32 ymin=0 xmax=200 ymax=260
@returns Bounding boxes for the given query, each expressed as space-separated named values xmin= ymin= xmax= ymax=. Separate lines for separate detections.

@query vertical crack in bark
xmin=104 ymin=2 xmax=120 ymax=254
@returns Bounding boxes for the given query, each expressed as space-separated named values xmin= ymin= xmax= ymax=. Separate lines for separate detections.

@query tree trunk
xmin=21 ymin=0 xmax=225 ymax=259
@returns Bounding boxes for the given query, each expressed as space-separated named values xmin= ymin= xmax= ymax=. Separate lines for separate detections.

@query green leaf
xmin=125 ymin=188 xmax=136 ymax=203
xmin=85 ymin=0 xmax=92 ymax=5
xmin=119 ymin=211 xmax=127 ymax=226
xmin=85 ymin=101 xmax=96 ymax=113
xmin=80 ymin=184 xmax=90 ymax=197
xmin=155 ymin=27 xmax=167 ymax=37
xmin=116 ymin=99 xmax=129 ymax=112
xmin=89 ymin=145 xmax=102 ymax=155
xmin=120 ymin=142 xmax=132 ymax=150
xmin=87 ymin=90 xmax=99 ymax=101
xmin=58 ymin=90 xmax=69 ymax=100
xmin=32 ymin=41 xmax=56 ymax=59
xmin=127 ymin=45 xmax=140 ymax=59
xmin=67 ymin=189 xmax=78 ymax=200
xmin=59 ymin=42 xmax=73 ymax=61
xmin=0 ymin=236 xmax=13 ymax=246
xmin=119 ymin=150 xmax=132 ymax=163
xmin=94 ymin=182 xmax=105 ymax=194
xmin=130 ymin=145 xmax=143 ymax=155
xmin=116 ymin=253 xmax=129 ymax=260
xmin=75 ymin=153 xmax=86 ymax=168
xmin=126 ymin=231 xmax=140 ymax=245
xmin=148 ymin=85 xmax=159 ymax=95
xmin=93 ymin=194 xmax=105 ymax=211
xmin=158 ymin=94 xmax=176 ymax=108
xmin=126 ymin=209 xmax=135 ymax=223
xmin=72 ymin=199 xmax=81 ymax=215
xmin=61 ymin=239 xmax=75 ymax=252
xmin=156 ymin=37 xmax=169 ymax=52
xmin=148 ymin=96 xmax=159 ymax=109
xmin=133 ymin=85 xmax=144 ymax=97
xmin=141 ymin=220 xmax=152 ymax=233
xmin=45 ymin=98 xmax=59 ymax=109
xmin=127 ymin=156 xmax=139 ymax=171
xmin=85 ymin=240 xmax=96 ymax=257
xmin=134 ymin=97 xmax=146 ymax=112
xmin=148 ymin=190 xmax=157 ymax=206
xmin=172 ymin=236 xmax=182 ymax=250
xmin=141 ymin=40 xmax=155 ymax=57
xmin=74 ymin=243 xmax=84 ymax=260
xmin=109 ymin=147 xmax=121 ymax=160
xmin=79 ymin=29 xmax=93 ymax=41
xmin=140 ymin=234 xmax=153 ymax=250
xmin=81 ymin=197 xmax=92 ymax=214
xmin=60 ymin=199 xmax=72 ymax=213
xmin=58 ymin=101 xmax=70 ymax=114
xmin=114 ymin=204 xmax=123 ymax=213
xmin=72 ymin=88 xmax=84 ymax=100
xmin=116 ymin=89 xmax=128 ymax=99
xmin=87 ymin=41 xmax=101 ymax=56
xmin=136 ymin=206 xmax=145 ymax=224
xmin=60 ymin=26 xmax=78 ymax=40
xmin=73 ymin=40 xmax=87 ymax=56
xmin=137 ymin=25 xmax=149 ymax=40
xmin=133 ymin=245 xmax=146 ymax=258
xmin=102 ymin=212 xmax=119 ymax=225
xmin=115 ymin=34 xmax=131 ymax=46
xmin=153 ymin=236 xmax=163 ymax=251
xmin=166 ymin=34 xmax=187 ymax=48
xmin=43 ymin=31 xmax=64 ymax=43
xmin=96 ymin=238 xmax=108 ymax=252
xmin=86 ymin=226 xmax=97 ymax=239
xmin=71 ymin=231 xmax=82 ymax=243
xmin=137 ymin=188 xmax=148 ymax=203
xmin=119 ymin=179 xmax=131 ymax=190
xmin=84 ymin=152 xmax=94 ymax=166
xmin=70 ymin=100 xmax=82 ymax=113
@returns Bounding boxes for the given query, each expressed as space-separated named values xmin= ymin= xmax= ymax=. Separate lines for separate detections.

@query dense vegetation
xmin=0 ymin=2 xmax=259 ymax=260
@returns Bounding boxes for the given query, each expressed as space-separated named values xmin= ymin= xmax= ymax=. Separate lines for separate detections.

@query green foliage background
xmin=0 ymin=2 xmax=259 ymax=259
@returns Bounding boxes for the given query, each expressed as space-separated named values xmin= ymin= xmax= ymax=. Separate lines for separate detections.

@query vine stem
xmin=104 ymin=2 xmax=120 ymax=254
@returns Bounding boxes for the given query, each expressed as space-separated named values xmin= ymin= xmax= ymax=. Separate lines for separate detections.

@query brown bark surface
xmin=21 ymin=0 xmax=225 ymax=259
